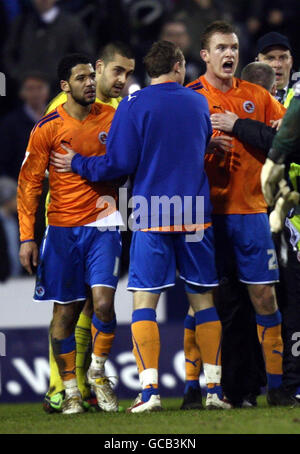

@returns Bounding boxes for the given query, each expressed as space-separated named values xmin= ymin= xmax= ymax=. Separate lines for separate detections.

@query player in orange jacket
xmin=18 ymin=54 xmax=123 ymax=414
xmin=184 ymin=21 xmax=288 ymax=407
xmin=42 ymin=42 xmax=135 ymax=414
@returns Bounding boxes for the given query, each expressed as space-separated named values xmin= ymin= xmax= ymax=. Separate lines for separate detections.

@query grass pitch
xmin=1 ymin=396 xmax=300 ymax=435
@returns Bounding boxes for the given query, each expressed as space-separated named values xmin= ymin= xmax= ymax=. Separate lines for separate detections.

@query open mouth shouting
xmin=222 ymin=60 xmax=234 ymax=73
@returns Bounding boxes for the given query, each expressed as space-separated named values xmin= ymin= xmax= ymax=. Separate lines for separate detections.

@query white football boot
xmin=206 ymin=392 xmax=232 ymax=410
xmin=87 ymin=369 xmax=118 ymax=412
xmin=127 ymin=394 xmax=162 ymax=413
xmin=62 ymin=395 xmax=85 ymax=414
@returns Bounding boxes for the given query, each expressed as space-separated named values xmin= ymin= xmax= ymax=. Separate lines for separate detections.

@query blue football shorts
xmin=212 ymin=213 xmax=279 ymax=284
xmin=34 ymin=225 xmax=122 ymax=304
xmin=127 ymin=227 xmax=218 ymax=292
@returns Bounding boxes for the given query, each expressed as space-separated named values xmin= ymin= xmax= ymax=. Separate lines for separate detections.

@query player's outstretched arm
xmin=51 ymin=145 xmax=132 ymax=182
xmin=210 ymin=110 xmax=239 ymax=132
xmin=52 ymin=99 xmax=141 ymax=183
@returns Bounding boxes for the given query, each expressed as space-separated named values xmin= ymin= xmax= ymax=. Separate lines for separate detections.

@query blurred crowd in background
xmin=0 ymin=0 xmax=300 ymax=281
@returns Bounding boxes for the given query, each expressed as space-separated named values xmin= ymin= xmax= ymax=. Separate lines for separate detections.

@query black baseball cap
xmin=256 ymin=32 xmax=292 ymax=55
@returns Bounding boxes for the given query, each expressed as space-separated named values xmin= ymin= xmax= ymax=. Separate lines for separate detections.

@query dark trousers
xmin=214 ymin=274 xmax=266 ymax=406
xmin=274 ymin=226 xmax=300 ymax=394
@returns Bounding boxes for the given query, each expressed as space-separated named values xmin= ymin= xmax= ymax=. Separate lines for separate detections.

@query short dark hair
xmin=201 ymin=21 xmax=236 ymax=50
xmin=143 ymin=40 xmax=184 ymax=78
xmin=98 ymin=41 xmax=134 ymax=63
xmin=241 ymin=62 xmax=275 ymax=92
xmin=57 ymin=53 xmax=92 ymax=81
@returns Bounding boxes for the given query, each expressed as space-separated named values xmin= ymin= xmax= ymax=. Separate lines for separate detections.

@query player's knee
xmin=93 ymin=298 xmax=114 ymax=321
xmin=249 ymin=284 xmax=277 ymax=314
xmin=52 ymin=305 xmax=78 ymax=333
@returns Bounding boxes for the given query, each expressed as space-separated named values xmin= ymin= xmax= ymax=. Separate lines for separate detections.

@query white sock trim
xmin=91 ymin=353 xmax=106 ymax=372
xmin=63 ymin=379 xmax=80 ymax=397
xmin=140 ymin=368 xmax=158 ymax=387
xmin=203 ymin=363 xmax=222 ymax=384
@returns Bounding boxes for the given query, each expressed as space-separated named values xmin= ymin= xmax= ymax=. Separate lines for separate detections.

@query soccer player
xmin=180 ymin=62 xmax=283 ymax=410
xmin=209 ymin=62 xmax=285 ymax=152
xmin=185 ymin=21 xmax=287 ymax=407
xmin=43 ymin=42 xmax=135 ymax=413
xmin=18 ymin=53 xmax=123 ymax=414
xmin=51 ymin=40 xmax=232 ymax=411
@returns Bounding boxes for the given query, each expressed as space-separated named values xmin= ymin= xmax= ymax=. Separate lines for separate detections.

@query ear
xmin=270 ymin=82 xmax=277 ymax=97
xmin=200 ymin=49 xmax=209 ymax=62
xmin=95 ymin=59 xmax=104 ymax=75
xmin=60 ymin=80 xmax=70 ymax=93
xmin=173 ymin=61 xmax=182 ymax=74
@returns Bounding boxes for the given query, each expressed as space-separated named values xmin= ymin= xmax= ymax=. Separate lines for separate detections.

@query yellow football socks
xmin=75 ymin=312 xmax=92 ymax=400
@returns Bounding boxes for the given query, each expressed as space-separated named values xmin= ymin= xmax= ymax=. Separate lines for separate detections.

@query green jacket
xmin=275 ymin=86 xmax=300 ymax=243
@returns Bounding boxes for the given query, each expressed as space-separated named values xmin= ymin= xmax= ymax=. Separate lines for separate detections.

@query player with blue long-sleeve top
xmin=51 ymin=40 xmax=232 ymax=412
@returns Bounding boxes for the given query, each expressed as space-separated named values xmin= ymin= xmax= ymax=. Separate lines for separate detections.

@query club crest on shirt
xmin=243 ymin=101 xmax=255 ymax=113
xmin=98 ymin=131 xmax=108 ymax=144
xmin=35 ymin=285 xmax=45 ymax=297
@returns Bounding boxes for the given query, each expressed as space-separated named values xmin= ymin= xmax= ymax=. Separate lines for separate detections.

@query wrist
xmin=232 ymin=118 xmax=241 ymax=135
xmin=268 ymin=148 xmax=286 ymax=164
xmin=71 ymin=153 xmax=79 ymax=173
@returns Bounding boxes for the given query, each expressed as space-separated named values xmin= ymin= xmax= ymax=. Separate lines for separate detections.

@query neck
xmin=277 ymin=84 xmax=287 ymax=91
xmin=96 ymin=88 xmax=110 ymax=103
xmin=204 ymin=70 xmax=233 ymax=92
xmin=151 ymin=74 xmax=176 ymax=85
xmin=63 ymin=96 xmax=92 ymax=121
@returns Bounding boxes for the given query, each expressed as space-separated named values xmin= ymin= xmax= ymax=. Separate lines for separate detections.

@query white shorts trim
xmin=84 ymin=210 xmax=124 ymax=227
xmin=33 ymin=297 xmax=86 ymax=305
xmin=179 ymin=275 xmax=219 ymax=287
xmin=240 ymin=279 xmax=279 ymax=285
xmin=127 ymin=283 xmax=175 ymax=292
